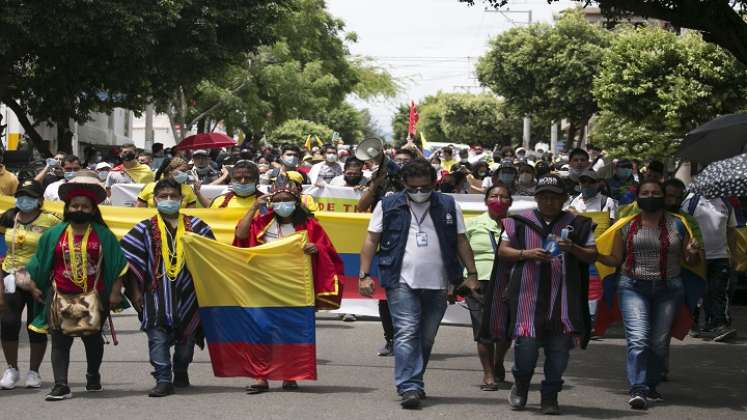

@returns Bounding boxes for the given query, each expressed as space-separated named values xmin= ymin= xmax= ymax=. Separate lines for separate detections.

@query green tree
xmin=476 ymin=9 xmax=609 ymax=147
xmin=592 ymin=27 xmax=747 ymax=158
xmin=0 ymin=0 xmax=283 ymax=156
xmin=267 ymin=119 xmax=333 ymax=145
xmin=465 ymin=1 xmax=747 ymax=66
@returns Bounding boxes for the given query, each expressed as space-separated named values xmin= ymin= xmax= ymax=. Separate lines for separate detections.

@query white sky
xmin=325 ymin=0 xmax=576 ymax=137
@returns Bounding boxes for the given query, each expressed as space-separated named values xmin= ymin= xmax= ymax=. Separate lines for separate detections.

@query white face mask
xmin=325 ymin=153 xmax=337 ymax=163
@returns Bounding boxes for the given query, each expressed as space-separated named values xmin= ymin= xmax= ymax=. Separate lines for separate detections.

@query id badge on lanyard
xmin=416 ymin=231 xmax=428 ymax=247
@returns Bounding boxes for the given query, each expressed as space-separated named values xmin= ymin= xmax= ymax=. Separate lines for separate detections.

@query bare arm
xmin=357 ymin=175 xmax=385 ymax=212
xmin=210 ymin=167 xmax=230 ymax=185
xmin=498 ymin=240 xmax=552 ymax=263
xmin=34 ymin=166 xmax=50 ymax=183
xmin=358 ymin=231 xmax=381 ymax=297
xmin=596 ymin=230 xmax=624 ymax=267
xmin=234 ymin=195 xmax=268 ymax=240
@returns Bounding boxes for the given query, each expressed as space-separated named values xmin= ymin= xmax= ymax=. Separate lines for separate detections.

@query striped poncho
xmin=121 ymin=214 xmax=214 ymax=341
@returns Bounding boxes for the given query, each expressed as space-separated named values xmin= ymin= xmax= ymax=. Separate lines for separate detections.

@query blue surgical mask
xmin=581 ymin=186 xmax=597 ymax=199
xmin=173 ymin=171 xmax=189 ymax=184
xmin=16 ymin=196 xmax=40 ymax=213
xmin=272 ymin=201 xmax=296 ymax=217
xmin=156 ymin=199 xmax=181 ymax=215
xmin=232 ymin=182 xmax=256 ymax=197
xmin=63 ymin=171 xmax=77 ymax=181
xmin=97 ymin=171 xmax=109 ymax=181
xmin=282 ymin=155 xmax=299 ymax=168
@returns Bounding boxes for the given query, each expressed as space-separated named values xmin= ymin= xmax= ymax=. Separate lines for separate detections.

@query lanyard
xmin=408 ymin=204 xmax=430 ymax=233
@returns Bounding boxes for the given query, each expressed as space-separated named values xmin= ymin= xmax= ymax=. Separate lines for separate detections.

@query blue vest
xmin=377 ymin=191 xmax=462 ymax=289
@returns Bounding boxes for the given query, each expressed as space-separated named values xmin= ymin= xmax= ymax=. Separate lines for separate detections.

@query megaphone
xmin=355 ymin=137 xmax=384 ymax=161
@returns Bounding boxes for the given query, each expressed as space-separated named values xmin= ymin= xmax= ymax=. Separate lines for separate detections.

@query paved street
xmin=1 ymin=307 xmax=745 ymax=420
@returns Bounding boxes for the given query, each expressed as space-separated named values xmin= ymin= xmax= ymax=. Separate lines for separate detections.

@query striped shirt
xmin=121 ymin=215 xmax=214 ymax=338
xmin=621 ymin=214 xmax=683 ymax=281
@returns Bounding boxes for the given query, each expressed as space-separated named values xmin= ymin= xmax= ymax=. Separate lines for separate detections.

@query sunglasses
xmin=405 ymin=187 xmax=433 ymax=194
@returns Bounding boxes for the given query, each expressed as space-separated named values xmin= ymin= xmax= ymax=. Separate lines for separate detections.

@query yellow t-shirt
xmin=1 ymin=211 xmax=62 ymax=272
xmin=137 ymin=182 xmax=197 ymax=208
xmin=0 ymin=166 xmax=19 ymax=196
xmin=441 ymin=159 xmax=458 ymax=172
xmin=210 ymin=193 xmax=257 ymax=209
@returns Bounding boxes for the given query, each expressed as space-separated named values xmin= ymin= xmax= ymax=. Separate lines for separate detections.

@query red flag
xmin=407 ymin=100 xmax=419 ymax=137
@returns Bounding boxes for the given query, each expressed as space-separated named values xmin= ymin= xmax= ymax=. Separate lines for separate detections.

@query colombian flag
xmin=182 ymin=232 xmax=317 ymax=380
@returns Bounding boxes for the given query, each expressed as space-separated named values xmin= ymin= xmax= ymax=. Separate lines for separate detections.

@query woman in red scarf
xmin=233 ymin=178 xmax=343 ymax=394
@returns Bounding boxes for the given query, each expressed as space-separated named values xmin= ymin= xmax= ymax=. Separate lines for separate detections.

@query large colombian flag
xmin=182 ymin=232 xmax=317 ymax=380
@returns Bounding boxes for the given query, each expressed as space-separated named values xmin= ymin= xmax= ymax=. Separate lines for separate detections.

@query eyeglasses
xmin=405 ymin=187 xmax=433 ymax=194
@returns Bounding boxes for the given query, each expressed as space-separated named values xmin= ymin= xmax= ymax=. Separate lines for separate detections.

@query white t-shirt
xmin=566 ymin=194 xmax=618 ymax=220
xmin=482 ymin=177 xmax=493 ymax=189
xmin=308 ymin=161 xmax=343 ymax=185
xmin=262 ymin=219 xmax=297 ymax=243
xmin=43 ymin=179 xmax=66 ymax=201
xmin=105 ymin=170 xmax=134 ymax=188
xmin=368 ymin=199 xmax=466 ymax=290
xmin=681 ymin=194 xmax=737 ymax=260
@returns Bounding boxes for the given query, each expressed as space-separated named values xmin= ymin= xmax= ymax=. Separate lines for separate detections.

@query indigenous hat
xmin=578 ymin=169 xmax=599 ymax=181
xmin=270 ymin=173 xmax=299 ymax=199
xmin=15 ymin=179 xmax=43 ymax=199
xmin=285 ymin=171 xmax=304 ymax=186
xmin=58 ymin=170 xmax=107 ymax=204
xmin=534 ymin=174 xmax=565 ymax=195
xmin=192 ymin=149 xmax=209 ymax=157
xmin=95 ymin=162 xmax=112 ymax=171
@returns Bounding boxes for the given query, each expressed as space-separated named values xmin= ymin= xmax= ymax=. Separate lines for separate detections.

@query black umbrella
xmin=688 ymin=153 xmax=747 ymax=198
xmin=678 ymin=113 xmax=747 ymax=164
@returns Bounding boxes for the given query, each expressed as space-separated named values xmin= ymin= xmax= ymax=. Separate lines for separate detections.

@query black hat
xmin=535 ymin=174 xmax=565 ymax=194
xmin=15 ymin=179 xmax=43 ymax=199
xmin=578 ymin=169 xmax=599 ymax=181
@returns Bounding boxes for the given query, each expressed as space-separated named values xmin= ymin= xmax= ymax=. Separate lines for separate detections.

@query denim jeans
xmin=146 ymin=327 xmax=195 ymax=384
xmin=385 ymin=283 xmax=448 ymax=395
xmin=618 ymin=275 xmax=684 ymax=394
xmin=512 ymin=334 xmax=573 ymax=397
xmin=704 ymin=259 xmax=731 ymax=328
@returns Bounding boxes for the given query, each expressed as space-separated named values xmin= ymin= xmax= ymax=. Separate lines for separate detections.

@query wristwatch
xmin=359 ymin=272 xmax=370 ymax=280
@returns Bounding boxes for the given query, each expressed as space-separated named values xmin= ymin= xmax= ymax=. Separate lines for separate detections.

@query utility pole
xmin=144 ymin=104 xmax=155 ymax=152
xmin=484 ymin=7 xmax=533 ymax=149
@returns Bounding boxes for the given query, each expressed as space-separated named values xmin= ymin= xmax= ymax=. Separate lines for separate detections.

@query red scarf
xmin=624 ymin=214 xmax=670 ymax=280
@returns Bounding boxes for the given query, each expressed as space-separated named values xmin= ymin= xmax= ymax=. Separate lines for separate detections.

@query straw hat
xmin=58 ymin=170 xmax=107 ymax=204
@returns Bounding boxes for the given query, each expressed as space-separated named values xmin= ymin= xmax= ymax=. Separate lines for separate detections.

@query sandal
xmin=480 ymin=383 xmax=499 ymax=391
xmin=281 ymin=381 xmax=299 ymax=390
xmin=246 ymin=384 xmax=269 ymax=394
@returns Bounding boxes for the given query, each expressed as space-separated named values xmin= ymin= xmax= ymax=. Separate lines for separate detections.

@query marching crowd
xmin=0 ymin=139 xmax=742 ymax=414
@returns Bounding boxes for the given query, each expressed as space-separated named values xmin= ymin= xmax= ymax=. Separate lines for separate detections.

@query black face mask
xmin=66 ymin=211 xmax=95 ymax=224
xmin=121 ymin=151 xmax=136 ymax=162
xmin=344 ymin=175 xmax=363 ymax=186
xmin=637 ymin=197 xmax=665 ymax=213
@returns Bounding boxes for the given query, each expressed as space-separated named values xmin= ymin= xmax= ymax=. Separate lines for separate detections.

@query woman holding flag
xmin=234 ymin=174 xmax=343 ymax=394
xmin=596 ymin=179 xmax=703 ymax=410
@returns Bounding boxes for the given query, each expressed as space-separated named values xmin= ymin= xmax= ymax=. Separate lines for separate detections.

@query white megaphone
xmin=355 ymin=137 xmax=384 ymax=162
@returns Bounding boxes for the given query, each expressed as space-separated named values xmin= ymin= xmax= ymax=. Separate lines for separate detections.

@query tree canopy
xmin=464 ymin=1 xmax=747 ymax=66
xmin=0 ymin=0 xmax=283 ymax=156
xmin=476 ymin=10 xmax=609 ymax=146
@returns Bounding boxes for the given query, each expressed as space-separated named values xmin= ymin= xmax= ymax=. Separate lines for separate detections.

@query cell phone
xmin=46 ymin=158 xmax=60 ymax=167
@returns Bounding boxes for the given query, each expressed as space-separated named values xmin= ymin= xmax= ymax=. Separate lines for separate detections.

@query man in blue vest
xmin=358 ymin=159 xmax=480 ymax=410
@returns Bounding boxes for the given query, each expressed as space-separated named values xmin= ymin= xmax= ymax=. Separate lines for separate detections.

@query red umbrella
xmin=173 ymin=133 xmax=236 ymax=150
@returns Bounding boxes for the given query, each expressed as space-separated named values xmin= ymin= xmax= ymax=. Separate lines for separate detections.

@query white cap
xmin=95 ymin=162 xmax=112 ymax=171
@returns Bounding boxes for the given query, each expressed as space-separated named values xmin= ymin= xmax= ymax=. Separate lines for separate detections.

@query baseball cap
xmin=192 ymin=149 xmax=209 ymax=157
xmin=15 ymin=179 xmax=43 ymax=199
xmin=534 ymin=174 xmax=565 ymax=194
xmin=95 ymin=162 xmax=112 ymax=171
xmin=578 ymin=169 xmax=598 ymax=182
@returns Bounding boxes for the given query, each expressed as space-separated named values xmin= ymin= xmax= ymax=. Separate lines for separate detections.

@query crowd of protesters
xmin=0 ymin=138 xmax=742 ymax=414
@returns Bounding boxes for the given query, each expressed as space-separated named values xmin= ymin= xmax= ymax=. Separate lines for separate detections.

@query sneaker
xmin=45 ymin=384 xmax=72 ymax=401
xmin=377 ymin=339 xmax=393 ymax=357
xmin=148 ymin=382 xmax=174 ymax=398
xmin=400 ymin=390 xmax=422 ymax=410
xmin=541 ymin=396 xmax=560 ymax=415
xmin=342 ymin=314 xmax=357 ymax=322
xmin=85 ymin=373 xmax=103 ymax=392
xmin=713 ymin=327 xmax=737 ymax=342
xmin=508 ymin=383 xmax=529 ymax=410
xmin=647 ymin=389 xmax=664 ymax=402
xmin=628 ymin=393 xmax=647 ymax=410
xmin=173 ymin=371 xmax=190 ymax=388
xmin=0 ymin=367 xmax=20 ymax=390
xmin=25 ymin=371 xmax=42 ymax=389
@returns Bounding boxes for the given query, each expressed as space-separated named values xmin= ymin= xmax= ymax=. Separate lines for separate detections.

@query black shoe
xmin=647 ymin=389 xmax=664 ymax=402
xmin=85 ymin=373 xmax=102 ymax=392
xmin=148 ymin=382 xmax=174 ymax=397
xmin=713 ymin=326 xmax=737 ymax=342
xmin=400 ymin=390 xmax=422 ymax=410
xmin=377 ymin=340 xmax=393 ymax=357
xmin=45 ymin=384 xmax=72 ymax=401
xmin=541 ymin=396 xmax=560 ymax=415
xmin=628 ymin=393 xmax=647 ymax=410
xmin=173 ymin=371 xmax=190 ymax=388
xmin=508 ymin=383 xmax=529 ymax=410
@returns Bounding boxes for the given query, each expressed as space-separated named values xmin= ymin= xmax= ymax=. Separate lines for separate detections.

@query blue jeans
xmin=512 ymin=335 xmax=573 ymax=397
xmin=386 ymin=283 xmax=448 ymax=395
xmin=618 ymin=275 xmax=684 ymax=394
xmin=146 ymin=327 xmax=195 ymax=384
